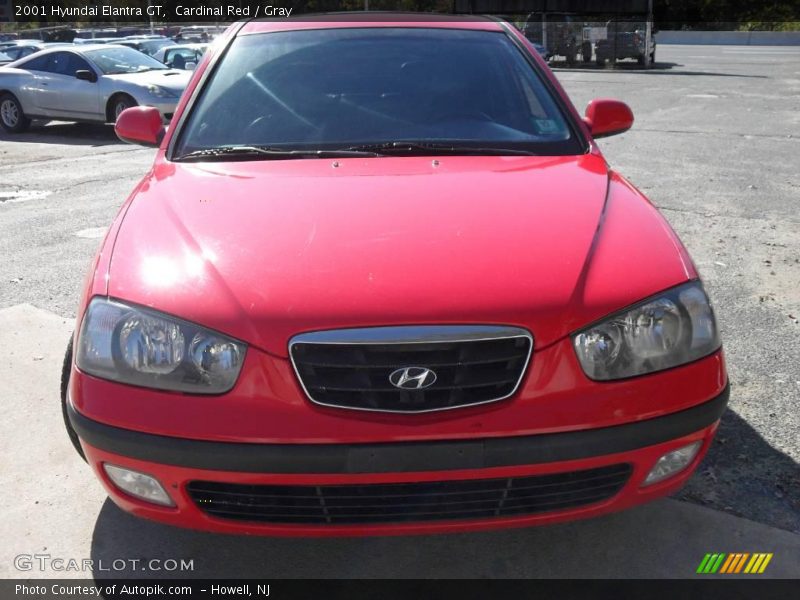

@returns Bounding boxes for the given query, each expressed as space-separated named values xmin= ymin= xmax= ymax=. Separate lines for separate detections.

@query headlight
xmin=146 ymin=85 xmax=176 ymax=98
xmin=573 ymin=281 xmax=720 ymax=381
xmin=76 ymin=298 xmax=246 ymax=394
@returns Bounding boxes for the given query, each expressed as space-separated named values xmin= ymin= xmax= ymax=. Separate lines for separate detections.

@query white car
xmin=152 ymin=43 xmax=207 ymax=70
xmin=0 ymin=45 xmax=191 ymax=133
xmin=117 ymin=37 xmax=176 ymax=57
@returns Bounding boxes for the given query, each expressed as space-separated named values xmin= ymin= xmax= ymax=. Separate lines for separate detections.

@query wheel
xmin=0 ymin=92 xmax=31 ymax=133
xmin=581 ymin=42 xmax=592 ymax=63
xmin=60 ymin=335 xmax=86 ymax=461
xmin=596 ymin=57 xmax=606 ymax=67
xmin=109 ymin=94 xmax=137 ymax=122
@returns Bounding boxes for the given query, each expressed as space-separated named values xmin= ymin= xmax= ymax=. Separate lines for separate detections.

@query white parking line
xmin=74 ymin=227 xmax=107 ymax=239
xmin=0 ymin=190 xmax=52 ymax=204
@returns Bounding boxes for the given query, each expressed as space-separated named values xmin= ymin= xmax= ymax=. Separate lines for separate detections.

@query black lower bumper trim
xmin=68 ymin=383 xmax=728 ymax=474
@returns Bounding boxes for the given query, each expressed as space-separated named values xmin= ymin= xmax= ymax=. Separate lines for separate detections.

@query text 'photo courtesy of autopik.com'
xmin=0 ymin=0 xmax=798 ymax=597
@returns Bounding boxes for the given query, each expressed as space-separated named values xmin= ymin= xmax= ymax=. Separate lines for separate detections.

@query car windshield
xmin=85 ymin=46 xmax=169 ymax=74
xmin=175 ymin=28 xmax=582 ymax=158
xmin=139 ymin=39 xmax=176 ymax=55
xmin=0 ymin=51 xmax=11 ymax=61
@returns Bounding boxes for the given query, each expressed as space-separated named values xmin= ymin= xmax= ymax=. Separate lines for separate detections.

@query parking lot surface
xmin=1 ymin=45 xmax=798 ymax=578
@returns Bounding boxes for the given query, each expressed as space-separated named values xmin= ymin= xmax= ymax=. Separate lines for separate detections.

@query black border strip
xmin=68 ymin=383 xmax=728 ymax=474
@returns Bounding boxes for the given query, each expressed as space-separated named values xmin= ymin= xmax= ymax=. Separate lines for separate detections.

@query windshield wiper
xmin=174 ymin=146 xmax=383 ymax=162
xmin=344 ymin=142 xmax=538 ymax=156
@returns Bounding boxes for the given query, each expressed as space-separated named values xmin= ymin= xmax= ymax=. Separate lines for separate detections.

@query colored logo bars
xmin=697 ymin=553 xmax=773 ymax=574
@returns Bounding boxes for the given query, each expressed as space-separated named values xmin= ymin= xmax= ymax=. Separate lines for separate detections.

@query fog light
xmin=103 ymin=464 xmax=174 ymax=506
xmin=643 ymin=441 xmax=702 ymax=486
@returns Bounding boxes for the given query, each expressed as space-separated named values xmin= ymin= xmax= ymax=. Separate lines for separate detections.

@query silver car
xmin=0 ymin=45 xmax=191 ymax=133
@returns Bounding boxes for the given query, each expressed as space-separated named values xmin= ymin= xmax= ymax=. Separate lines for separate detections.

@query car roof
xmin=240 ymin=13 xmax=504 ymax=35
xmin=167 ymin=43 xmax=207 ymax=50
xmin=2 ymin=39 xmax=48 ymax=46
xmin=19 ymin=43 xmax=125 ymax=57
xmin=0 ymin=42 xmax=44 ymax=48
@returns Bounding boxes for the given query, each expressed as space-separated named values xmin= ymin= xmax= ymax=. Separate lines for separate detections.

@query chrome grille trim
xmin=289 ymin=325 xmax=534 ymax=414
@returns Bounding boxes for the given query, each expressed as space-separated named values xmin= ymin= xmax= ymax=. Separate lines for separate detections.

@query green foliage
xmin=654 ymin=0 xmax=799 ymax=30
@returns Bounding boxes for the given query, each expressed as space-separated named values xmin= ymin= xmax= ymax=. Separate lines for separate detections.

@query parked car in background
xmin=523 ymin=12 xmax=580 ymax=65
xmin=0 ymin=45 xmax=190 ymax=132
xmin=175 ymin=25 xmax=225 ymax=43
xmin=73 ymin=37 xmax=121 ymax=45
xmin=152 ymin=43 xmax=207 ymax=70
xmin=0 ymin=39 xmax=50 ymax=52
xmin=118 ymin=37 xmax=176 ymax=57
xmin=595 ymin=20 xmax=655 ymax=66
xmin=530 ymin=41 xmax=550 ymax=60
xmin=64 ymin=18 xmax=727 ymax=537
xmin=0 ymin=42 xmax=72 ymax=62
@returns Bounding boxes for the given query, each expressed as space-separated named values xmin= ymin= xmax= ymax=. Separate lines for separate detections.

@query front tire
xmin=0 ymin=92 xmax=31 ymax=133
xmin=61 ymin=336 xmax=86 ymax=461
xmin=109 ymin=94 xmax=137 ymax=123
xmin=581 ymin=42 xmax=592 ymax=63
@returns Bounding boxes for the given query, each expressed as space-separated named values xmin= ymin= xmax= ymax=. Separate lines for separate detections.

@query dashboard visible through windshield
xmin=86 ymin=46 xmax=169 ymax=75
xmin=174 ymin=27 xmax=584 ymax=159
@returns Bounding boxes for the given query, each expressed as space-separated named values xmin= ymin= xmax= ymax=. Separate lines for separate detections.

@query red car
xmin=63 ymin=17 xmax=727 ymax=537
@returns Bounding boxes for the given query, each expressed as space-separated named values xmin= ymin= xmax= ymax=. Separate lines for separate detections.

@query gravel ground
xmin=1 ymin=44 xmax=798 ymax=533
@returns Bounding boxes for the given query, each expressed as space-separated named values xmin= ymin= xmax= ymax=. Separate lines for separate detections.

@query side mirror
xmin=583 ymin=98 xmax=634 ymax=138
xmin=115 ymin=106 xmax=165 ymax=147
xmin=75 ymin=69 xmax=97 ymax=83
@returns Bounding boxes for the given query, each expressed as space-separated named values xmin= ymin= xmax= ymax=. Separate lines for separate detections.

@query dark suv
xmin=595 ymin=20 xmax=656 ymax=66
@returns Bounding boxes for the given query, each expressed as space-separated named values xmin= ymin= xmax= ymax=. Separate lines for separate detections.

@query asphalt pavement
xmin=0 ymin=45 xmax=798 ymax=578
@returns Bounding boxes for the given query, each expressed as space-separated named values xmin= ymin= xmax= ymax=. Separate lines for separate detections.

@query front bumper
xmin=68 ymin=385 xmax=728 ymax=536
xmin=140 ymin=99 xmax=178 ymax=121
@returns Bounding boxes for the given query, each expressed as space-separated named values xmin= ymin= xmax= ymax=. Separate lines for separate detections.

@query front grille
xmin=289 ymin=326 xmax=533 ymax=413
xmin=187 ymin=464 xmax=631 ymax=525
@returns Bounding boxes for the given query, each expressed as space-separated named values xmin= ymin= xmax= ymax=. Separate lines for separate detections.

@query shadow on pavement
xmin=678 ymin=410 xmax=800 ymax=534
xmin=0 ymin=121 xmax=123 ymax=146
xmin=87 ymin=409 xmax=799 ymax=579
xmin=552 ymin=61 xmax=768 ymax=78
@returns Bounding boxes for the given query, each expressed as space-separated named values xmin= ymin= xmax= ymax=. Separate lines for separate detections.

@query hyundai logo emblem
xmin=389 ymin=367 xmax=437 ymax=390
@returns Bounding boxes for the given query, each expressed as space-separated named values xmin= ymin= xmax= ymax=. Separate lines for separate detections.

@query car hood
xmin=104 ymin=69 xmax=190 ymax=93
xmin=108 ymin=154 xmax=693 ymax=357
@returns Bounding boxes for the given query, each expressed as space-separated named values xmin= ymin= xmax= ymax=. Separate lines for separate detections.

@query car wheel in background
xmin=581 ymin=42 xmax=592 ymax=63
xmin=60 ymin=335 xmax=86 ymax=461
xmin=0 ymin=93 xmax=31 ymax=133
xmin=109 ymin=94 xmax=137 ymax=123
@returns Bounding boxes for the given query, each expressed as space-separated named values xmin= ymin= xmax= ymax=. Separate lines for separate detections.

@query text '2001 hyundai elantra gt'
xmin=63 ymin=16 xmax=728 ymax=536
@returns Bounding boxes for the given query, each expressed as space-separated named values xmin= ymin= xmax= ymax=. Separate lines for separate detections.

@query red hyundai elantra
xmin=63 ymin=16 xmax=727 ymax=536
